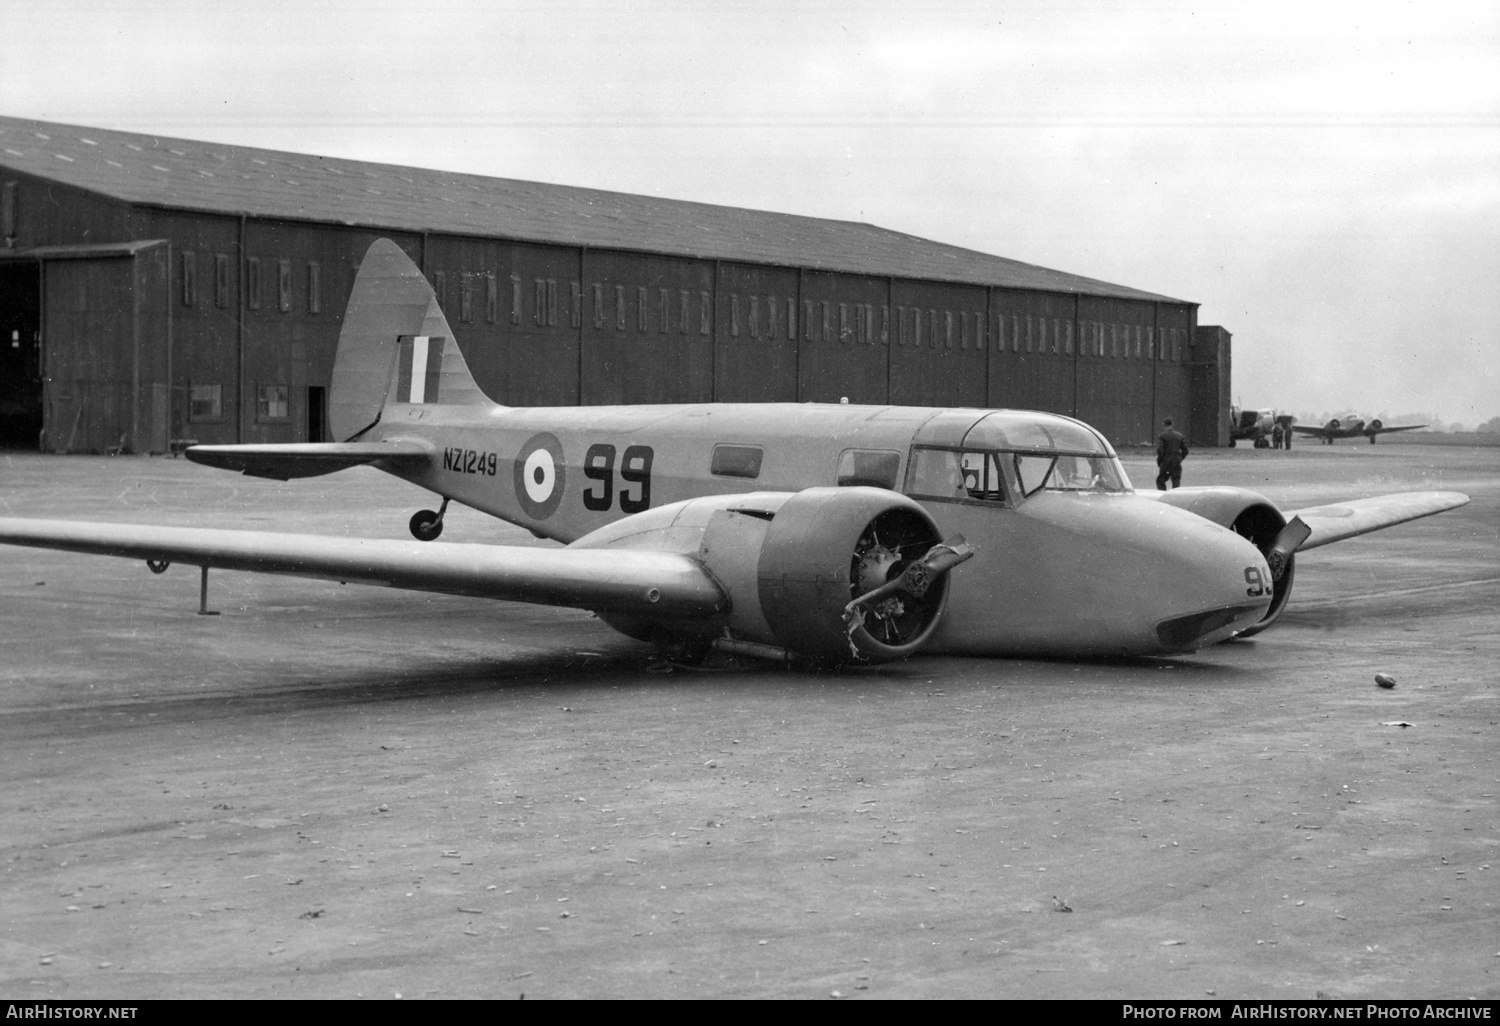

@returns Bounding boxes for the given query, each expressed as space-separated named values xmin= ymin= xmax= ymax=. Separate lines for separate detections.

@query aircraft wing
xmin=1288 ymin=425 xmax=1326 ymax=436
xmin=0 ymin=518 xmax=725 ymax=617
xmin=1288 ymin=491 xmax=1469 ymax=551
xmin=185 ymin=441 xmax=432 ymax=480
xmin=1371 ymin=424 xmax=1426 ymax=435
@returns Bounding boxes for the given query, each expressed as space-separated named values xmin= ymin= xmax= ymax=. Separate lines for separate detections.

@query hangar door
xmin=36 ymin=242 xmax=170 ymax=453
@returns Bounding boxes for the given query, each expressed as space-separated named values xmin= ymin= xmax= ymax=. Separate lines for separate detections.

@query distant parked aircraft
xmin=1229 ymin=407 xmax=1296 ymax=448
xmin=1291 ymin=418 xmax=1427 ymax=445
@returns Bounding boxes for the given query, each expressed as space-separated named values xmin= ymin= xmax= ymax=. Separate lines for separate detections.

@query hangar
xmin=0 ymin=115 xmax=1230 ymax=454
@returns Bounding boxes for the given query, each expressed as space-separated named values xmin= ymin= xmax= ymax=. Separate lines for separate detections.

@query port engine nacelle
xmin=576 ymin=487 xmax=965 ymax=664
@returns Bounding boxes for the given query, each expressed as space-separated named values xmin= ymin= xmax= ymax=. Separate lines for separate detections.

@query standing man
xmin=1156 ymin=417 xmax=1188 ymax=490
xmin=1271 ymin=421 xmax=1285 ymax=450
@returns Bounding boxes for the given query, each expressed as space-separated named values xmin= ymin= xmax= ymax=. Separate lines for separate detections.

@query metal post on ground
xmin=198 ymin=565 xmax=219 ymax=616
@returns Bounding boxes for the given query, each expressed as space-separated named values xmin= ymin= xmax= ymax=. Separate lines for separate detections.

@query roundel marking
xmin=513 ymin=432 xmax=565 ymax=520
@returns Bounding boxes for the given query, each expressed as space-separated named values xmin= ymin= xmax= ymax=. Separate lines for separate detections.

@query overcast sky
xmin=5 ymin=0 xmax=1497 ymax=426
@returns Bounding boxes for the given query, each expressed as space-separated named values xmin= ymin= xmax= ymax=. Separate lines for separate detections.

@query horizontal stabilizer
xmin=185 ymin=441 xmax=432 ymax=480
xmin=0 ymin=519 xmax=726 ymax=618
xmin=1289 ymin=491 xmax=1469 ymax=551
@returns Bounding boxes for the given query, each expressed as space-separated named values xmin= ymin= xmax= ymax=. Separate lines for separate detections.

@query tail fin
xmin=329 ymin=238 xmax=495 ymax=442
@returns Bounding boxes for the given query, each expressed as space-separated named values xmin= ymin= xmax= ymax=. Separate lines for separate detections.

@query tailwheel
xmin=409 ymin=497 xmax=450 ymax=541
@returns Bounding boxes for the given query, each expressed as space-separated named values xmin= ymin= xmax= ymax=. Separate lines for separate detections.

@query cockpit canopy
xmin=906 ymin=410 xmax=1131 ymax=505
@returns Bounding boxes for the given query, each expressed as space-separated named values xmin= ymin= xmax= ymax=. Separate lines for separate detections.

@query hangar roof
xmin=0 ymin=115 xmax=1187 ymax=304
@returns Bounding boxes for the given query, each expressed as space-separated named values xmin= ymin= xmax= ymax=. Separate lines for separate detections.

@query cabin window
xmin=905 ymin=448 xmax=966 ymax=501
xmin=837 ymin=449 xmax=901 ymax=490
xmin=189 ymin=383 xmax=222 ymax=422
xmin=256 ymin=383 xmax=289 ymax=422
xmin=711 ymin=444 xmax=763 ymax=479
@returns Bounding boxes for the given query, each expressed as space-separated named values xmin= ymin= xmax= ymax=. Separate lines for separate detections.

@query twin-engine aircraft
xmin=1291 ymin=417 xmax=1427 ymax=444
xmin=0 ymin=241 xmax=1469 ymax=666
xmin=1228 ymin=406 xmax=1295 ymax=448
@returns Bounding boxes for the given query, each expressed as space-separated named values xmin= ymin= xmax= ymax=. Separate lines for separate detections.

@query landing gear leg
xmin=410 ymin=497 xmax=450 ymax=541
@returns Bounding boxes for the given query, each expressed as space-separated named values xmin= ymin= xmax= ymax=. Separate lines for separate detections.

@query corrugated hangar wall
xmin=0 ymin=152 xmax=1210 ymax=455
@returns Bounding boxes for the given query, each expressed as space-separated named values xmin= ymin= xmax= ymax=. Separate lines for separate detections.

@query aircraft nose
xmin=1144 ymin=510 xmax=1273 ymax=651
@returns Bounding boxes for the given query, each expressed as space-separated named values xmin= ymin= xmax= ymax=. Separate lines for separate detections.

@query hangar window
xmin=786 ymin=296 xmax=797 ymax=339
xmin=679 ymin=290 xmax=690 ymax=335
xmin=433 ymin=270 xmax=445 ymax=312
xmin=256 ymin=384 xmax=289 ymax=422
xmin=181 ymin=251 xmax=197 ymax=307
xmin=486 ymin=274 xmax=498 ymax=324
xmin=880 ymin=305 xmax=889 ymax=345
xmin=767 ymin=296 xmax=779 ymax=339
xmin=512 ymin=275 xmax=523 ymax=325
xmin=636 ymin=286 xmax=647 ymax=331
xmin=308 ymin=262 xmax=321 ymax=315
xmin=895 ymin=306 xmax=906 ymax=346
xmin=246 ymin=258 xmax=262 ymax=310
xmin=214 ymin=254 xmax=229 ymax=309
xmin=730 ymin=293 xmax=740 ymax=337
xmin=837 ymin=449 xmax=900 ymax=490
xmin=189 ymin=383 xmax=222 ymax=422
xmin=821 ymin=301 xmax=831 ymax=342
xmin=838 ymin=303 xmax=849 ymax=343
xmin=1 ymin=181 xmax=14 ymax=239
xmin=749 ymin=295 xmax=759 ymax=338
xmin=699 ymin=291 xmax=711 ymax=335
xmin=534 ymin=278 xmax=546 ymax=326
xmin=278 ymin=259 xmax=293 ymax=313
xmin=592 ymin=283 xmax=604 ymax=328
xmin=659 ymin=288 xmax=670 ymax=333
xmin=615 ymin=286 xmax=626 ymax=330
xmin=458 ymin=272 xmax=471 ymax=323
xmin=959 ymin=312 xmax=969 ymax=350
xmin=1053 ymin=318 xmax=1062 ymax=354
xmin=571 ymin=281 xmax=581 ymax=328
xmin=1063 ymin=320 xmax=1073 ymax=356
xmin=711 ymin=444 xmax=763 ymax=479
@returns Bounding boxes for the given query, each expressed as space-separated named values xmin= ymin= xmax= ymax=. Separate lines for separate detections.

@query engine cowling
xmin=1370 ymin=419 xmax=1383 ymax=431
xmin=1151 ymin=486 xmax=1297 ymax=638
xmin=755 ymin=487 xmax=952 ymax=664
xmin=579 ymin=487 xmax=958 ymax=665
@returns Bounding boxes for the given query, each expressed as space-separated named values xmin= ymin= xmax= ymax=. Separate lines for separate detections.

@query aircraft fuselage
xmin=373 ymin=401 xmax=1273 ymax=658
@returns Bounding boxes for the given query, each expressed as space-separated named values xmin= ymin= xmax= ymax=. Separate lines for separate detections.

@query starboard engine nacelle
xmin=578 ymin=487 xmax=970 ymax=664
xmin=1151 ymin=486 xmax=1299 ymax=638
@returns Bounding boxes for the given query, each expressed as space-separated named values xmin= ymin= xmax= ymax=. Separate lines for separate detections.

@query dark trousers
xmin=1156 ymin=460 xmax=1182 ymax=490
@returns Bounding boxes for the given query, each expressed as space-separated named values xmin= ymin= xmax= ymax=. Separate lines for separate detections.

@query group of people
xmin=1269 ymin=422 xmax=1293 ymax=449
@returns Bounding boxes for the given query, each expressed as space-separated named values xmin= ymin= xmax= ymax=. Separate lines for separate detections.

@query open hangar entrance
xmin=0 ymin=259 xmax=40 ymax=448
xmin=0 ymin=241 xmax=170 ymax=453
